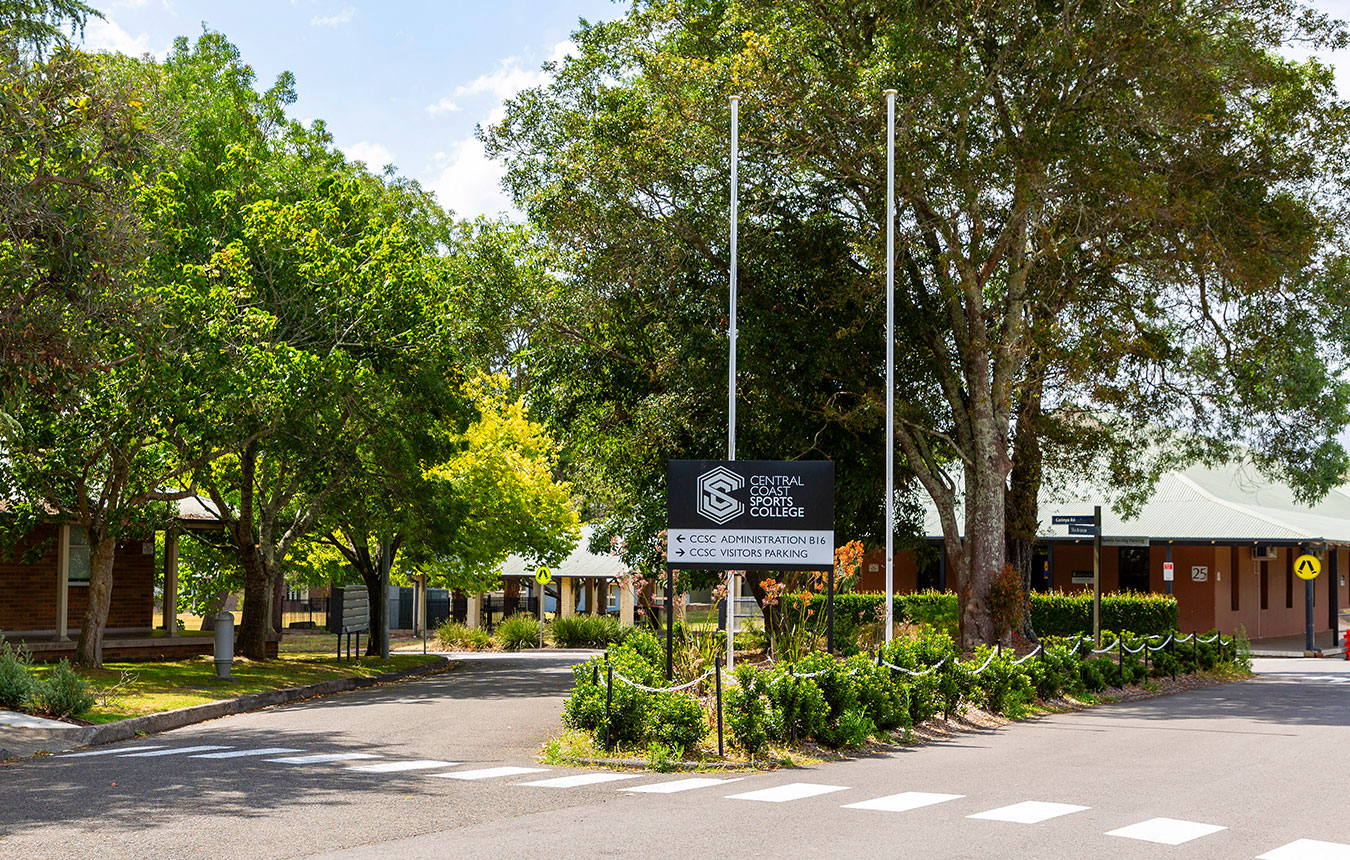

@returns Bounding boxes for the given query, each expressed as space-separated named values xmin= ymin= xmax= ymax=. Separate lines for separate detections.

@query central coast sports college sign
xmin=667 ymin=460 xmax=834 ymax=571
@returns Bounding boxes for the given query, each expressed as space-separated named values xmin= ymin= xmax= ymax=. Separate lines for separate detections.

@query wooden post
xmin=55 ymin=524 xmax=70 ymax=641
xmin=164 ymin=530 xmax=179 ymax=637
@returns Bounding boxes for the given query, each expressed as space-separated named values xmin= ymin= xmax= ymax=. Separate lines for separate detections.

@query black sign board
xmin=1052 ymin=514 xmax=1096 ymax=526
xmin=667 ymin=460 xmax=834 ymax=571
xmin=1068 ymin=524 xmax=1099 ymax=536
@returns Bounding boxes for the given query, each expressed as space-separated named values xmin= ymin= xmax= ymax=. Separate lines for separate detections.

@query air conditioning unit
xmin=1251 ymin=545 xmax=1279 ymax=561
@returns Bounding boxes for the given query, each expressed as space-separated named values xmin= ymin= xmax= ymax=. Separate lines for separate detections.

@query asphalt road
xmin=2 ymin=653 xmax=1347 ymax=860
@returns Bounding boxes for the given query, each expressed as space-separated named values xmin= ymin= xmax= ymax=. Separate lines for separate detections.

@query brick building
xmin=0 ymin=498 xmax=228 ymax=661
xmin=857 ymin=462 xmax=1350 ymax=645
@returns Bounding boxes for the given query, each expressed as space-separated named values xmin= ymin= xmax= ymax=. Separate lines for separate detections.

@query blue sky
xmin=83 ymin=1 xmax=1350 ymax=223
xmin=81 ymin=0 xmax=628 ymax=219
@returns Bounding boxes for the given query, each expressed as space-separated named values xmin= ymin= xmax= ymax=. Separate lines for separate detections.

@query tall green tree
xmin=488 ymin=0 xmax=1350 ymax=648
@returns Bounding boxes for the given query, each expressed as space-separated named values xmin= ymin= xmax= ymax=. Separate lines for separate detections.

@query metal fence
xmin=282 ymin=597 xmax=330 ymax=630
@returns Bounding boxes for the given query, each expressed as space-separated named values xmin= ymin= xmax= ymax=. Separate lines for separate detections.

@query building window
xmin=68 ymin=526 xmax=91 ymax=584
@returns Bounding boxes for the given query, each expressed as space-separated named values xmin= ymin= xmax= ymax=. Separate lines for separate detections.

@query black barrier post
xmin=1170 ymin=635 xmax=1176 ymax=681
xmin=336 ymin=633 xmax=341 ymax=661
xmin=827 ymin=565 xmax=835 ymax=655
xmin=1192 ymin=629 xmax=1197 ymax=670
xmin=666 ymin=566 xmax=674 ymax=681
xmin=1116 ymin=635 xmax=1122 ymax=672
xmin=715 ymin=654 xmax=724 ymax=758
xmin=592 ymin=663 xmax=599 ymax=686
xmin=604 ymin=655 xmax=613 ymax=750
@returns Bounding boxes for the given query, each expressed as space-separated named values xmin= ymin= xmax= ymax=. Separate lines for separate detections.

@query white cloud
xmin=310 ymin=6 xmax=355 ymax=28
xmin=344 ymin=141 xmax=395 ymax=169
xmin=428 ymin=138 xmax=515 ymax=221
xmin=82 ymin=16 xmax=151 ymax=55
xmin=424 ymin=97 xmax=461 ymax=116
xmin=424 ymin=40 xmax=576 ymax=124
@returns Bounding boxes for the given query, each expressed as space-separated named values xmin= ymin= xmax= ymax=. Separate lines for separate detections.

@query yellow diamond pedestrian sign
xmin=534 ymin=567 xmax=552 ymax=586
xmin=1295 ymin=554 xmax=1321 ymax=581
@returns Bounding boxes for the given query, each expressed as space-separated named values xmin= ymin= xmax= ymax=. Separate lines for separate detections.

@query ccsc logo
xmin=696 ymin=467 xmax=744 ymax=524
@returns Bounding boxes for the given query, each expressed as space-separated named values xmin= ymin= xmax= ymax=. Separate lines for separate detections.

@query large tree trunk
xmin=271 ymin=565 xmax=285 ymax=634
xmin=237 ymin=545 xmax=272 ymax=660
xmin=1005 ymin=392 xmax=1044 ymax=646
xmin=74 ymin=533 xmax=117 ymax=668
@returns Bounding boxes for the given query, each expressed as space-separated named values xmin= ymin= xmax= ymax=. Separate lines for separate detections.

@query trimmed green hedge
xmin=795 ymin=590 xmax=1177 ymax=644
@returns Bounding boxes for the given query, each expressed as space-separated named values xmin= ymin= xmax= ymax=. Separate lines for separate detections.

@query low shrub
xmin=551 ymin=615 xmax=629 ymax=648
xmin=34 ymin=659 xmax=95 ymax=718
xmin=762 ymin=670 xmax=828 ymax=744
xmin=496 ymin=614 xmax=543 ymax=651
xmin=0 ymin=637 xmax=35 ymax=711
xmin=726 ymin=664 xmax=770 ymax=754
xmin=433 ymin=620 xmax=492 ymax=651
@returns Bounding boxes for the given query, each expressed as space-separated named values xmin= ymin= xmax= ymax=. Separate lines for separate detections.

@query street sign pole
xmin=883 ymin=87 xmax=896 ymax=646
xmin=1093 ymin=505 xmax=1102 ymax=647
xmin=726 ymin=94 xmax=740 ymax=678
xmin=666 ymin=566 xmax=674 ymax=681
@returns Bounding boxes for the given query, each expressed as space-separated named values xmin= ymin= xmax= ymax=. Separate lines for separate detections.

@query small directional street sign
xmin=1068 ymin=523 xmax=1098 ymax=536
xmin=1052 ymin=514 xmax=1096 ymax=526
xmin=1295 ymin=554 xmax=1322 ymax=581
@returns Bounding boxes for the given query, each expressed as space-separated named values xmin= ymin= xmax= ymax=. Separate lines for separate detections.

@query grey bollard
xmin=214 ymin=609 xmax=235 ymax=679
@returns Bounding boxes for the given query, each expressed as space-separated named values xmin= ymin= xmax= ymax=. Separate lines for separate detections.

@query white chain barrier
xmin=612 ymin=666 xmax=716 ymax=694
xmin=879 ymin=656 xmax=948 ymax=676
xmin=1012 ymin=644 xmax=1044 ymax=665
xmin=1146 ymin=634 xmax=1174 ymax=652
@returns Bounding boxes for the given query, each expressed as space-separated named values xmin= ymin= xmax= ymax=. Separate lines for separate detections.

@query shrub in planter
xmin=848 ymin=657 xmax=911 ymax=732
xmin=969 ymin=647 xmax=1034 ymax=717
xmin=563 ymin=641 xmax=664 ymax=747
xmin=34 ymin=659 xmax=95 ymax=718
xmin=879 ymin=632 xmax=957 ymax=724
xmin=0 ymin=637 xmax=36 ymax=711
xmin=762 ymin=670 xmax=828 ymax=744
xmin=726 ymin=664 xmax=770 ymax=754
xmin=496 ymin=614 xmax=543 ymax=651
xmin=647 ymin=690 xmax=708 ymax=750
xmin=825 ymin=706 xmax=875 ymax=750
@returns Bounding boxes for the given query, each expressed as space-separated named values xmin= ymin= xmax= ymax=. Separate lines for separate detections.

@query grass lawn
xmin=32 ymin=652 xmax=444 ymax=724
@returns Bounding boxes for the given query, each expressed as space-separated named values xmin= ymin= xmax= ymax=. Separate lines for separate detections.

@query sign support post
xmin=883 ymin=88 xmax=896 ymax=646
xmin=1164 ymin=544 xmax=1174 ymax=596
xmin=1295 ymin=551 xmax=1322 ymax=654
xmin=1093 ymin=505 xmax=1102 ymax=647
xmin=666 ymin=566 xmax=675 ymax=681
xmin=726 ymin=94 xmax=740 ymax=678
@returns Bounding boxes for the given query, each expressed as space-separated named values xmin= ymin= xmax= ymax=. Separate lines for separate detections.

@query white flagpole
xmin=884 ymin=89 xmax=897 ymax=645
xmin=727 ymin=94 xmax=740 ymax=674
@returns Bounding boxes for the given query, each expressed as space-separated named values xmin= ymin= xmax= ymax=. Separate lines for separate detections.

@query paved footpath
xmin=2 ymin=653 xmax=1348 ymax=859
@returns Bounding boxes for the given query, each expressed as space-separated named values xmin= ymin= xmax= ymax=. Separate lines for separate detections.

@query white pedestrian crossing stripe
xmin=726 ymin=783 xmax=849 ymax=803
xmin=264 ymin=753 xmax=382 ymax=765
xmin=429 ymin=766 xmax=548 ymax=781
xmin=191 ymin=748 xmax=304 ymax=759
xmin=121 ymin=745 xmax=233 ymax=757
xmin=520 ymin=773 xmax=642 ymax=788
xmin=623 ymin=777 xmax=744 ymax=794
xmin=1106 ymin=817 xmax=1227 ymax=845
xmin=1259 ymin=839 xmax=1350 ymax=860
xmin=347 ymin=760 xmax=461 ymax=773
xmin=968 ymin=801 xmax=1089 ymax=824
xmin=844 ymin=792 xmax=964 ymax=813
xmin=63 ymin=745 xmax=167 ymax=757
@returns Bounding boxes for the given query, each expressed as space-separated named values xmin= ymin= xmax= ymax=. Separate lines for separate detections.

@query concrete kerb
xmin=2 ymin=656 xmax=452 ymax=759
